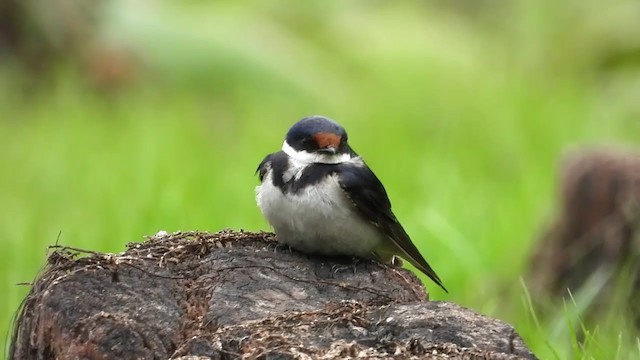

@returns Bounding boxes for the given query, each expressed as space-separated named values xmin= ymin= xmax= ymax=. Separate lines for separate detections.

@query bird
xmin=255 ymin=115 xmax=447 ymax=292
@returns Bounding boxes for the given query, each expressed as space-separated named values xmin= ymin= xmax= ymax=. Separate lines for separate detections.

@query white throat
xmin=282 ymin=141 xmax=351 ymax=164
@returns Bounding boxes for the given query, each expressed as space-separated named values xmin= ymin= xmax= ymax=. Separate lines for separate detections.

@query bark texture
xmin=11 ymin=230 xmax=535 ymax=359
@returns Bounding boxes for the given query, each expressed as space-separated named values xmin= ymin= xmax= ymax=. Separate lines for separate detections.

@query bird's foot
xmin=331 ymin=257 xmax=361 ymax=276
xmin=268 ymin=242 xmax=293 ymax=254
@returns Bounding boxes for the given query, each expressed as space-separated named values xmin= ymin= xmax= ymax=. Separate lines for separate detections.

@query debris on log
xmin=527 ymin=148 xmax=640 ymax=315
xmin=11 ymin=230 xmax=535 ymax=359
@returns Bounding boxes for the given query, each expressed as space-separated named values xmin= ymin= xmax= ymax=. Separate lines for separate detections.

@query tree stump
xmin=11 ymin=230 xmax=535 ymax=359
xmin=527 ymin=148 xmax=640 ymax=319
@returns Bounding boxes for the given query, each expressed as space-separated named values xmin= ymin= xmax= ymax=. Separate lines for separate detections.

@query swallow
xmin=255 ymin=115 xmax=446 ymax=292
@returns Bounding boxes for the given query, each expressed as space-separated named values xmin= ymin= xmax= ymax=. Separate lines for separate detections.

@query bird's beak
xmin=321 ymin=146 xmax=337 ymax=154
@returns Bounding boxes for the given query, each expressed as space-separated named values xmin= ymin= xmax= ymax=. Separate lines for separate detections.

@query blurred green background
xmin=2 ymin=0 xmax=640 ymax=358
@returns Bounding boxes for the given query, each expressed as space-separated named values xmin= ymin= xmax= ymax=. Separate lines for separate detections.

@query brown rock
xmin=11 ymin=230 xmax=535 ymax=359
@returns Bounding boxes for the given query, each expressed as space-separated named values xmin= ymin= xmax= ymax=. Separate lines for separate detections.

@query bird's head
xmin=283 ymin=115 xmax=353 ymax=164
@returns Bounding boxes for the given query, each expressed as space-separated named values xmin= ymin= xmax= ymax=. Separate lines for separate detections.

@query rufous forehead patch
xmin=314 ymin=132 xmax=341 ymax=148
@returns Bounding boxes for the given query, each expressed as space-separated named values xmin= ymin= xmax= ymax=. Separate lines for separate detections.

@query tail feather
xmin=374 ymin=247 xmax=448 ymax=293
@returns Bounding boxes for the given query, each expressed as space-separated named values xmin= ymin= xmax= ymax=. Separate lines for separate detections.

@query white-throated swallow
xmin=255 ymin=115 xmax=446 ymax=292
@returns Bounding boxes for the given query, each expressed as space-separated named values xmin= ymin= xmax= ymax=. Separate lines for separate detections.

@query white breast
xmin=255 ymin=162 xmax=383 ymax=257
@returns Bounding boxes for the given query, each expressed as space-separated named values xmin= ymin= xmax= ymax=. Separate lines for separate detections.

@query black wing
xmin=256 ymin=151 xmax=293 ymax=192
xmin=256 ymin=154 xmax=273 ymax=182
xmin=336 ymin=162 xmax=447 ymax=292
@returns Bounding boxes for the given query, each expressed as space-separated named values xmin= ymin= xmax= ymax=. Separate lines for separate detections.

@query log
xmin=10 ymin=230 xmax=535 ymax=359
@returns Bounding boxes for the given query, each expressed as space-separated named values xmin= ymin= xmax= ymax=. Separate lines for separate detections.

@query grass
xmin=2 ymin=1 xmax=640 ymax=358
